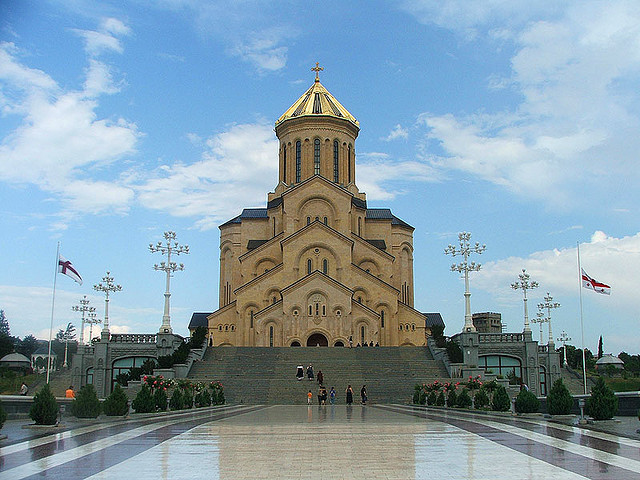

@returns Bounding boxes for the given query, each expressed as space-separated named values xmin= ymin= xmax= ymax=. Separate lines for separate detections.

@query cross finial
xmin=311 ymin=62 xmax=324 ymax=82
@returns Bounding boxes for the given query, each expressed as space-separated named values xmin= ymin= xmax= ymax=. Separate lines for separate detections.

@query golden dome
xmin=275 ymin=78 xmax=359 ymax=128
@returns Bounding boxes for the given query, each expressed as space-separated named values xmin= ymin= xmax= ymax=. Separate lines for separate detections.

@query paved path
xmin=1 ymin=405 xmax=639 ymax=479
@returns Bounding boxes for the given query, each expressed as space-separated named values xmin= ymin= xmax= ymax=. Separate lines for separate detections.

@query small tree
xmin=546 ymin=379 xmax=573 ymax=415
xmin=154 ymin=386 xmax=168 ymax=411
xmin=491 ymin=385 xmax=511 ymax=412
xmin=132 ymin=385 xmax=155 ymax=414
xmin=103 ymin=384 xmax=129 ymax=416
xmin=169 ymin=388 xmax=184 ymax=410
xmin=0 ymin=400 xmax=7 ymax=430
xmin=427 ymin=391 xmax=437 ymax=406
xmin=435 ymin=391 xmax=445 ymax=406
xmin=515 ymin=389 xmax=540 ymax=413
xmin=195 ymin=389 xmax=211 ymax=408
xmin=447 ymin=389 xmax=458 ymax=407
xmin=190 ymin=326 xmax=207 ymax=349
xmin=597 ymin=335 xmax=603 ymax=359
xmin=30 ymin=384 xmax=59 ymax=425
xmin=70 ymin=385 xmax=101 ymax=418
xmin=587 ymin=377 xmax=618 ymax=420
xmin=456 ymin=389 xmax=472 ymax=408
xmin=474 ymin=389 xmax=489 ymax=409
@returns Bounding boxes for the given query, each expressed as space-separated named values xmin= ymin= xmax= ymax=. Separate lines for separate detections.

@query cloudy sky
xmin=1 ymin=1 xmax=638 ymax=355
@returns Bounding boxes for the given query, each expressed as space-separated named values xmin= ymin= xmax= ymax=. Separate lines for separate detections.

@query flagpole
xmin=46 ymin=242 xmax=60 ymax=384
xmin=577 ymin=242 xmax=587 ymax=395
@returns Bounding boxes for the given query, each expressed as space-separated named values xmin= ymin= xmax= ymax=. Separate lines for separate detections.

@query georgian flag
xmin=58 ymin=255 xmax=83 ymax=285
xmin=581 ymin=269 xmax=610 ymax=295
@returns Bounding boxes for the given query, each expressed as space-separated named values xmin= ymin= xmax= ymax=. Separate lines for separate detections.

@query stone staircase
xmin=188 ymin=346 xmax=450 ymax=404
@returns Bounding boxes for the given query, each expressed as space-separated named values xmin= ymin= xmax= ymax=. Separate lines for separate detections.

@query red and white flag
xmin=581 ymin=269 xmax=610 ymax=295
xmin=58 ymin=255 xmax=83 ymax=285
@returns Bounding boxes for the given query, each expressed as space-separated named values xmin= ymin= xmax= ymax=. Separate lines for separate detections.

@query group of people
xmin=297 ymin=364 xmax=368 ymax=405
xmin=347 ymin=336 xmax=379 ymax=348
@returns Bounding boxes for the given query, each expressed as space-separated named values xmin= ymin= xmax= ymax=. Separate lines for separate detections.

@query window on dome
xmin=333 ymin=140 xmax=339 ymax=182
xmin=322 ymin=259 xmax=328 ymax=274
xmin=314 ymin=138 xmax=320 ymax=175
xmin=295 ymin=141 xmax=301 ymax=182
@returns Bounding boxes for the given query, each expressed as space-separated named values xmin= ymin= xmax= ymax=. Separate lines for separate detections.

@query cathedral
xmin=203 ymin=67 xmax=432 ymax=347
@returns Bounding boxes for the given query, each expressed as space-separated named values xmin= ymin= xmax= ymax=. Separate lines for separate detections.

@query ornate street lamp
xmin=557 ymin=330 xmax=572 ymax=366
xmin=93 ymin=271 xmax=122 ymax=335
xmin=538 ymin=292 xmax=560 ymax=346
xmin=85 ymin=311 xmax=101 ymax=344
xmin=531 ymin=310 xmax=548 ymax=344
xmin=511 ymin=269 xmax=538 ymax=333
xmin=71 ymin=295 xmax=95 ymax=344
xmin=149 ymin=231 xmax=189 ymax=334
xmin=444 ymin=232 xmax=486 ymax=332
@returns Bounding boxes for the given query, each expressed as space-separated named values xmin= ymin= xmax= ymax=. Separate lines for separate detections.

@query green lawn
xmin=603 ymin=377 xmax=640 ymax=392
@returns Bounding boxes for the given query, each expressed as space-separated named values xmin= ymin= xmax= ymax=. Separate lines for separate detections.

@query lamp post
xmin=72 ymin=295 xmax=95 ymax=345
xmin=557 ymin=330 xmax=571 ymax=366
xmin=511 ymin=269 xmax=538 ymax=333
xmin=149 ymin=231 xmax=189 ymax=334
xmin=531 ymin=310 xmax=548 ymax=344
xmin=85 ymin=312 xmax=101 ymax=344
xmin=444 ymin=232 xmax=486 ymax=332
xmin=93 ymin=271 xmax=121 ymax=336
xmin=538 ymin=292 xmax=560 ymax=347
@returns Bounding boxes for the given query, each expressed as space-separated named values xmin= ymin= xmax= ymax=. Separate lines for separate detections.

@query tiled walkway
xmin=1 ymin=404 xmax=640 ymax=479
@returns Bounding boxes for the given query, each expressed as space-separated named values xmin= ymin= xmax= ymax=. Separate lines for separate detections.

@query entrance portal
xmin=306 ymin=333 xmax=328 ymax=347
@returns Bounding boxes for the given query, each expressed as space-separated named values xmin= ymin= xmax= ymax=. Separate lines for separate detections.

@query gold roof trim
xmin=275 ymin=80 xmax=359 ymax=128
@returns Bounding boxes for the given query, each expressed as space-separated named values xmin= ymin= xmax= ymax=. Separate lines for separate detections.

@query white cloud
xmin=137 ymin=122 xmax=279 ymax=229
xmin=0 ymin=24 xmax=139 ymax=218
xmin=228 ymin=29 xmax=290 ymax=72
xmin=409 ymin=1 xmax=640 ymax=213
xmin=72 ymin=18 xmax=131 ymax=57
xmin=383 ymin=124 xmax=409 ymax=141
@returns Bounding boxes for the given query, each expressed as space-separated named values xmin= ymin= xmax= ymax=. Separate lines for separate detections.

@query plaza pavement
xmin=0 ymin=404 xmax=639 ymax=479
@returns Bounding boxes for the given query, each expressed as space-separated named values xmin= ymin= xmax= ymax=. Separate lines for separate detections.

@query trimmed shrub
xmin=445 ymin=340 xmax=463 ymax=363
xmin=195 ymin=389 xmax=211 ymax=408
xmin=456 ymin=389 xmax=472 ymax=408
xmin=474 ymin=389 xmax=489 ymax=409
xmin=210 ymin=382 xmax=225 ymax=405
xmin=0 ymin=400 xmax=7 ymax=429
xmin=29 ymin=384 xmax=58 ymax=425
xmin=587 ymin=377 xmax=618 ymax=420
xmin=70 ymin=385 xmax=101 ymax=418
xmin=169 ymin=388 xmax=184 ymax=410
xmin=491 ymin=385 xmax=511 ymax=412
xmin=412 ymin=384 xmax=423 ymax=405
xmin=435 ymin=391 xmax=445 ymax=406
xmin=132 ymin=385 xmax=155 ymax=414
xmin=427 ymin=391 xmax=437 ymax=406
xmin=447 ymin=389 xmax=458 ymax=407
xmin=154 ymin=387 xmax=168 ymax=411
xmin=515 ymin=389 xmax=540 ymax=414
xmin=103 ymin=384 xmax=129 ymax=416
xmin=547 ymin=379 xmax=573 ymax=415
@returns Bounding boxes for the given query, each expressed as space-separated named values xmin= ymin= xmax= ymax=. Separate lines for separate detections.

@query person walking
xmin=360 ymin=385 xmax=367 ymax=405
xmin=296 ymin=365 xmax=304 ymax=380
xmin=329 ymin=386 xmax=336 ymax=405
xmin=307 ymin=364 xmax=314 ymax=381
xmin=307 ymin=390 xmax=313 ymax=405
xmin=348 ymin=336 xmax=353 ymax=348
xmin=317 ymin=370 xmax=324 ymax=385
xmin=321 ymin=386 xmax=328 ymax=405
xmin=346 ymin=384 xmax=354 ymax=405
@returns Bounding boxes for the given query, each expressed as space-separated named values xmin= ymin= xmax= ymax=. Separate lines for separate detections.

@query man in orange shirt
xmin=65 ymin=385 xmax=75 ymax=398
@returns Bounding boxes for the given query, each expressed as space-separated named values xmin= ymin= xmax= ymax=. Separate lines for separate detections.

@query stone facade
xmin=204 ymin=77 xmax=429 ymax=348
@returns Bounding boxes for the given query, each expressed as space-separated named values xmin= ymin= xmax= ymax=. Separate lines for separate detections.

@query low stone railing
xmin=478 ymin=333 xmax=523 ymax=343
xmin=110 ymin=333 xmax=157 ymax=344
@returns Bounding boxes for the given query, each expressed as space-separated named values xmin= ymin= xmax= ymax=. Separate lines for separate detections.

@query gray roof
xmin=32 ymin=346 xmax=57 ymax=356
xmin=220 ymin=208 xmax=269 ymax=228
xmin=247 ymin=239 xmax=269 ymax=250
xmin=366 ymin=208 xmax=413 ymax=229
xmin=424 ymin=313 xmax=445 ymax=328
xmin=0 ymin=352 xmax=30 ymax=363
xmin=595 ymin=354 xmax=624 ymax=365
xmin=188 ymin=312 xmax=212 ymax=330
xmin=365 ymin=239 xmax=387 ymax=250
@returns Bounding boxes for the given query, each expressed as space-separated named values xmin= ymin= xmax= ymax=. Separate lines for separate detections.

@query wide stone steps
xmin=188 ymin=346 xmax=450 ymax=404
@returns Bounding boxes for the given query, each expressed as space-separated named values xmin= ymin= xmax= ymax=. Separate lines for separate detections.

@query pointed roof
xmin=275 ymin=78 xmax=359 ymax=128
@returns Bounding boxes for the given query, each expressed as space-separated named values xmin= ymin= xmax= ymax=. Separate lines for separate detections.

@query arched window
xmin=380 ymin=311 xmax=385 ymax=328
xmin=322 ymin=258 xmax=328 ymax=274
xmin=399 ymin=324 xmax=403 ymax=331
xmin=322 ymin=305 xmax=326 ymax=316
xmin=307 ymin=258 xmax=312 ymax=274
xmin=230 ymin=325 xmax=235 ymax=331
xmin=218 ymin=325 xmax=223 ymax=331
xmin=358 ymin=217 xmax=362 ymax=236
xmin=539 ymin=366 xmax=547 ymax=396
xmin=309 ymin=305 xmax=313 ymax=315
xmin=225 ymin=325 xmax=229 ymax=331
xmin=307 ymin=216 xmax=311 ymax=225
xmin=314 ymin=138 xmax=320 ymax=175
xmin=333 ymin=140 xmax=339 ymax=182
xmin=282 ymin=144 xmax=287 ymax=181
xmin=323 ymin=216 xmax=328 ymax=225
xmin=272 ymin=296 xmax=277 ymax=304
xmin=360 ymin=325 xmax=365 ymax=345
xmin=295 ymin=140 xmax=301 ymax=182
xmin=269 ymin=326 xmax=274 ymax=347
xmin=348 ymin=144 xmax=352 ymax=183
xmin=411 ymin=324 xmax=415 ymax=331
xmin=480 ymin=355 xmax=522 ymax=382
xmin=250 ymin=310 xmax=254 ymax=329
xmin=315 ymin=302 xmax=319 ymax=315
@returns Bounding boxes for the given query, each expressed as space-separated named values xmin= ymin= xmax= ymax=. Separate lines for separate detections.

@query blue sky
xmin=1 ymin=1 xmax=638 ymax=355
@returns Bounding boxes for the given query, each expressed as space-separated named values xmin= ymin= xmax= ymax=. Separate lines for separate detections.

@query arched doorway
xmin=334 ymin=341 xmax=344 ymax=347
xmin=307 ymin=333 xmax=328 ymax=347
xmin=290 ymin=341 xmax=301 ymax=347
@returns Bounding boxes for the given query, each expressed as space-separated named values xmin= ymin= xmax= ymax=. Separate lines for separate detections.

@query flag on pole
xmin=581 ymin=269 xmax=610 ymax=295
xmin=58 ymin=255 xmax=83 ymax=285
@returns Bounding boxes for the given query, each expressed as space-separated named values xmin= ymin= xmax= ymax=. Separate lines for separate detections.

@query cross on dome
xmin=311 ymin=62 xmax=324 ymax=82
